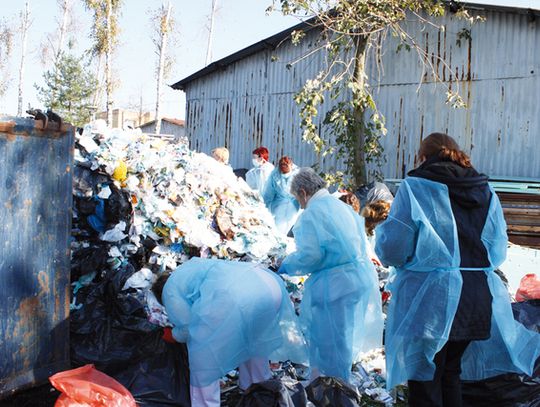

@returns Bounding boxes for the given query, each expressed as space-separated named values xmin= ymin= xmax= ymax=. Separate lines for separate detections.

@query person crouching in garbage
xmin=152 ymin=257 xmax=307 ymax=407
xmin=375 ymin=132 xmax=540 ymax=407
xmin=278 ymin=168 xmax=384 ymax=383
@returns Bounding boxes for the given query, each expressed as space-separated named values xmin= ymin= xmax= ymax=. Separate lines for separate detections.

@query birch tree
xmin=205 ymin=0 xmax=219 ymax=65
xmin=83 ymin=0 xmax=122 ymax=126
xmin=17 ymin=2 xmax=31 ymax=116
xmin=270 ymin=0 xmax=480 ymax=187
xmin=40 ymin=0 xmax=74 ymax=67
xmin=152 ymin=1 xmax=174 ymax=135
xmin=0 ymin=20 xmax=13 ymax=99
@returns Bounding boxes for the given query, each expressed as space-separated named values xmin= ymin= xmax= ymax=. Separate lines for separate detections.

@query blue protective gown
xmin=262 ymin=167 xmax=301 ymax=234
xmin=280 ymin=190 xmax=384 ymax=381
xmin=162 ymin=258 xmax=307 ymax=387
xmin=246 ymin=161 xmax=274 ymax=195
xmin=375 ymin=177 xmax=540 ymax=389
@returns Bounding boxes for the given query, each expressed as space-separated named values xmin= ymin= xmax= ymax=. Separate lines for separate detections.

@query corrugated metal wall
xmin=0 ymin=117 xmax=73 ymax=397
xmin=183 ymin=7 xmax=539 ymax=179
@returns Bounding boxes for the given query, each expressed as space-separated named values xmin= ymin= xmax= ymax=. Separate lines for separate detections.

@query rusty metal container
xmin=0 ymin=116 xmax=73 ymax=398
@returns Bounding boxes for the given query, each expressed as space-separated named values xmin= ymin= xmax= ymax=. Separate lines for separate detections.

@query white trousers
xmin=190 ymin=357 xmax=272 ymax=407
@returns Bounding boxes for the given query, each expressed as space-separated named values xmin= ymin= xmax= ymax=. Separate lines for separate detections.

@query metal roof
xmin=138 ymin=117 xmax=185 ymax=128
xmin=171 ymin=1 xmax=540 ymax=90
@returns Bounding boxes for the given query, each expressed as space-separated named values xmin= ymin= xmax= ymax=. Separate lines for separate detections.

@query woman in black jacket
xmin=376 ymin=133 xmax=538 ymax=407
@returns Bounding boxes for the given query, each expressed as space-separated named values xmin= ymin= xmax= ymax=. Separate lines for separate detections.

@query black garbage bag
xmin=70 ymin=262 xmax=190 ymax=406
xmin=462 ymin=300 xmax=540 ymax=407
xmin=71 ymin=262 xmax=158 ymax=370
xmin=114 ymin=341 xmax=190 ymax=407
xmin=462 ymin=374 xmax=540 ymax=407
xmin=512 ymin=300 xmax=540 ymax=333
xmin=73 ymin=164 xmax=111 ymax=197
xmin=305 ymin=377 xmax=362 ymax=407
xmin=237 ymin=379 xmax=309 ymax=407
xmin=104 ymin=184 xmax=132 ymax=225
xmin=70 ymin=243 xmax=111 ymax=281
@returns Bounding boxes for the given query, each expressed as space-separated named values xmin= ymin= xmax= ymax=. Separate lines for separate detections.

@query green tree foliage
xmin=270 ymin=0 xmax=478 ymax=187
xmin=36 ymin=53 xmax=97 ymax=127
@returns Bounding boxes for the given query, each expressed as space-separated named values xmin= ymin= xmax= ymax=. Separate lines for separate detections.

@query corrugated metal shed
xmin=0 ymin=117 xmax=73 ymax=398
xmin=174 ymin=3 xmax=540 ymax=180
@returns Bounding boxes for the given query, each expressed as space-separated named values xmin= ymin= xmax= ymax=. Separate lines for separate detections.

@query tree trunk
xmin=155 ymin=1 xmax=172 ymax=135
xmin=51 ymin=0 xmax=70 ymax=106
xmin=55 ymin=0 xmax=70 ymax=63
xmin=17 ymin=2 xmax=30 ymax=117
xmin=351 ymin=34 xmax=369 ymax=188
xmin=92 ymin=53 xmax=104 ymax=112
xmin=205 ymin=0 xmax=218 ymax=66
xmin=105 ymin=0 xmax=113 ymax=126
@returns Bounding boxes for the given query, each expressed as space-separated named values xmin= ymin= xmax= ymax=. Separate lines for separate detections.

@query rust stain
xmin=5 ymin=132 xmax=17 ymax=142
xmin=65 ymin=165 xmax=71 ymax=173
xmin=24 ymin=199 xmax=32 ymax=207
xmin=12 ymin=296 xmax=46 ymax=370
xmin=396 ymin=98 xmax=404 ymax=176
xmin=436 ymin=30 xmax=441 ymax=75
xmin=467 ymin=36 xmax=472 ymax=81
xmin=37 ymin=271 xmax=50 ymax=294
xmin=0 ymin=121 xmax=16 ymax=133
xmin=442 ymin=27 xmax=447 ymax=82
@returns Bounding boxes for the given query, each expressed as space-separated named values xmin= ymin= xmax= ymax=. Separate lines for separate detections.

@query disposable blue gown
xmin=162 ymin=258 xmax=307 ymax=387
xmin=262 ymin=167 xmax=300 ymax=234
xmin=280 ymin=191 xmax=384 ymax=381
xmin=375 ymin=177 xmax=540 ymax=389
xmin=246 ymin=162 xmax=274 ymax=195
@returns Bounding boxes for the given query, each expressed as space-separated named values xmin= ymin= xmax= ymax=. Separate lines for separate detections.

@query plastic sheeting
xmin=49 ymin=365 xmax=136 ymax=407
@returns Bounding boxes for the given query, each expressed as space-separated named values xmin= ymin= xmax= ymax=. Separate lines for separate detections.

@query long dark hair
xmin=152 ymin=273 xmax=171 ymax=305
xmin=419 ymin=133 xmax=472 ymax=168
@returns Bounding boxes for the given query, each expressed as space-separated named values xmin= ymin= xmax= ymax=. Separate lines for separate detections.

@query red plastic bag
xmin=516 ymin=273 xmax=540 ymax=302
xmin=49 ymin=364 xmax=137 ymax=407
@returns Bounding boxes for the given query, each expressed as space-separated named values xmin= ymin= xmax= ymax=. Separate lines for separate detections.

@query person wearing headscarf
xmin=246 ymin=146 xmax=274 ymax=195
xmin=278 ymin=168 xmax=384 ymax=383
xmin=153 ymin=258 xmax=307 ymax=407
xmin=376 ymin=132 xmax=540 ymax=407
xmin=262 ymin=156 xmax=300 ymax=235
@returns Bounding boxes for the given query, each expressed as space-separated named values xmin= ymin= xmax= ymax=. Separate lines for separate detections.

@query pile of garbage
xmin=69 ymin=122 xmax=293 ymax=405
xmin=72 ymin=121 xmax=289 ymax=275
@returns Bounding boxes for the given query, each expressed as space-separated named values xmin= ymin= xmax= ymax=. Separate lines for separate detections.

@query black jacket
xmin=408 ymin=156 xmax=493 ymax=341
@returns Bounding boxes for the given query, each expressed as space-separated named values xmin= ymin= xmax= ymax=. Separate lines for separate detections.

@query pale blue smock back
xmin=375 ymin=177 xmax=540 ymax=389
xmin=162 ymin=258 xmax=307 ymax=387
xmin=281 ymin=193 xmax=384 ymax=381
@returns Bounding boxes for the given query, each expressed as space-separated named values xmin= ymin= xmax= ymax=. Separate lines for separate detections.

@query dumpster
xmin=0 ymin=116 xmax=73 ymax=398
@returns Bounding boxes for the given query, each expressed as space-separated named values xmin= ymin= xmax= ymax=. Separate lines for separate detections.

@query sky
xmin=0 ymin=0 xmax=537 ymax=121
